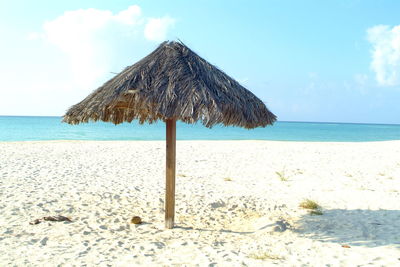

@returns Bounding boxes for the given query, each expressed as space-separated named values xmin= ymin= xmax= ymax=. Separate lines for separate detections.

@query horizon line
xmin=0 ymin=115 xmax=399 ymax=126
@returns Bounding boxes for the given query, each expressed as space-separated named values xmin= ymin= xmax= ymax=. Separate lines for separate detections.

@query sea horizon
xmin=1 ymin=115 xmax=399 ymax=127
xmin=1 ymin=115 xmax=400 ymax=142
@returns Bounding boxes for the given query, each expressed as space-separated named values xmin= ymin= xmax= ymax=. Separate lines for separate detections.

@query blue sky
xmin=1 ymin=0 xmax=400 ymax=124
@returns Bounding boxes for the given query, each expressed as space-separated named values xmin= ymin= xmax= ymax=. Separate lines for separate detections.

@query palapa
xmin=63 ymin=41 xmax=276 ymax=229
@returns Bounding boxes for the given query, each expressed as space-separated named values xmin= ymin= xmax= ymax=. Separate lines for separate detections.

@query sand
xmin=0 ymin=140 xmax=399 ymax=266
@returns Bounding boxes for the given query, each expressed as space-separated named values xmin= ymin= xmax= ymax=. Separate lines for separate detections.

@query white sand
xmin=0 ymin=140 xmax=399 ymax=266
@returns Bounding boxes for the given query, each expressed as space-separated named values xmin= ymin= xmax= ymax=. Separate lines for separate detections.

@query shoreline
xmin=1 ymin=139 xmax=400 ymax=144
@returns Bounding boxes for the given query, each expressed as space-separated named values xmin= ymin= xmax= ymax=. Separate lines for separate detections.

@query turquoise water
xmin=0 ymin=116 xmax=399 ymax=142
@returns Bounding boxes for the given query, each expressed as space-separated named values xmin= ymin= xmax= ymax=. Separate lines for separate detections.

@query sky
xmin=0 ymin=0 xmax=400 ymax=124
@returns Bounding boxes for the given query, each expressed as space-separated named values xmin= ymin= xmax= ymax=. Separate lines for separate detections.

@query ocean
xmin=0 ymin=116 xmax=399 ymax=142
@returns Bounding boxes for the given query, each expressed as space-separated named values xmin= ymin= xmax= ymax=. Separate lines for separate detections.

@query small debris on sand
xmin=130 ymin=216 xmax=142 ymax=224
xmin=30 ymin=215 xmax=72 ymax=225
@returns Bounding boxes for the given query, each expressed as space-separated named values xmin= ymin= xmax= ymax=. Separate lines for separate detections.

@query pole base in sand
xmin=165 ymin=218 xmax=174 ymax=229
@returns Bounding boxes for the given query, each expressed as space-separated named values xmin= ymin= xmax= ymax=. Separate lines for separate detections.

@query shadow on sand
xmin=295 ymin=209 xmax=400 ymax=248
xmin=173 ymin=220 xmax=290 ymax=235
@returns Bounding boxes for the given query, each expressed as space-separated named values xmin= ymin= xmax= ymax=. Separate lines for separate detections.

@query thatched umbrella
xmin=63 ymin=41 xmax=276 ymax=229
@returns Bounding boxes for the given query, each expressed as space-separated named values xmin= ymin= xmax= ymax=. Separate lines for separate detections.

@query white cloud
xmin=367 ymin=25 xmax=400 ymax=86
xmin=32 ymin=5 xmax=174 ymax=89
xmin=26 ymin=32 xmax=42 ymax=40
xmin=114 ymin=5 xmax=142 ymax=25
xmin=144 ymin=16 xmax=175 ymax=41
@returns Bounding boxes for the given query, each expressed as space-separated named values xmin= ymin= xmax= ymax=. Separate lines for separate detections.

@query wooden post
xmin=165 ymin=118 xmax=176 ymax=229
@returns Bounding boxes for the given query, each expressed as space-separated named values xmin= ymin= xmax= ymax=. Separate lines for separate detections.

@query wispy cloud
xmin=367 ymin=25 xmax=400 ymax=86
xmin=29 ymin=5 xmax=175 ymax=89
xmin=144 ymin=16 xmax=175 ymax=41
xmin=26 ymin=32 xmax=42 ymax=40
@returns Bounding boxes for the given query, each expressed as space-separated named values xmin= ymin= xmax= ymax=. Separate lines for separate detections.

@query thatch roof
xmin=63 ymin=41 xmax=276 ymax=128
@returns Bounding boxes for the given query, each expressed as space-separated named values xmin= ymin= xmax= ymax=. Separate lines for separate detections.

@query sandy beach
xmin=0 ymin=140 xmax=399 ymax=266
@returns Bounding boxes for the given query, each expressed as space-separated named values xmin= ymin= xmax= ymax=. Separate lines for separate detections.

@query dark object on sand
xmin=130 ymin=216 xmax=142 ymax=224
xmin=29 ymin=215 xmax=72 ymax=225
xmin=63 ymin=41 xmax=276 ymax=229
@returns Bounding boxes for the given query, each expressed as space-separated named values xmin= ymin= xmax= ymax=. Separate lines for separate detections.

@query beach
xmin=0 ymin=140 xmax=399 ymax=266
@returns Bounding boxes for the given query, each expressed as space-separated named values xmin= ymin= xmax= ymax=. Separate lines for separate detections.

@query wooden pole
xmin=165 ymin=118 xmax=176 ymax=229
